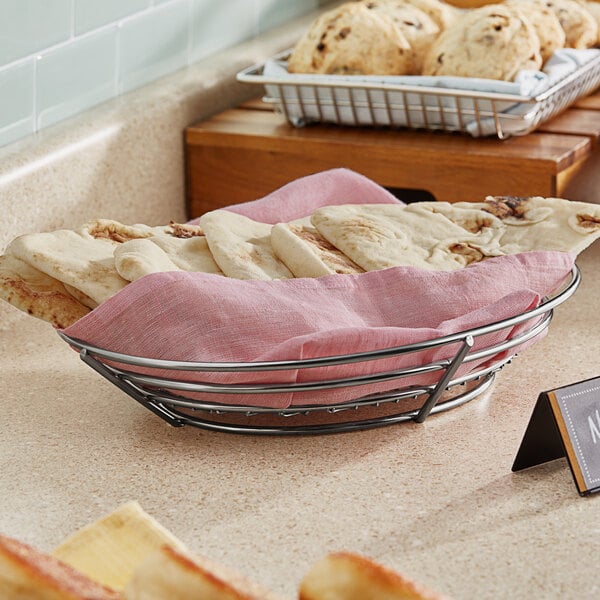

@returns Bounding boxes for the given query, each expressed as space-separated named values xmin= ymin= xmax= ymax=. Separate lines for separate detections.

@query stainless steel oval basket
xmin=58 ymin=267 xmax=580 ymax=435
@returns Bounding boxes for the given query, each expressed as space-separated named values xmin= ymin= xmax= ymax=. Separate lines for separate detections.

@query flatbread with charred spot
xmin=479 ymin=195 xmax=600 ymax=254
xmin=5 ymin=229 xmax=129 ymax=305
xmin=311 ymin=196 xmax=600 ymax=272
xmin=271 ymin=217 xmax=365 ymax=278
xmin=361 ymin=0 xmax=440 ymax=74
xmin=0 ymin=254 xmax=90 ymax=328
xmin=81 ymin=219 xmax=168 ymax=243
xmin=504 ymin=0 xmax=566 ymax=61
xmin=421 ymin=4 xmax=542 ymax=80
xmin=168 ymin=221 xmax=204 ymax=238
xmin=543 ymin=0 xmax=598 ymax=48
xmin=310 ymin=203 xmax=499 ymax=271
xmin=287 ymin=2 xmax=413 ymax=75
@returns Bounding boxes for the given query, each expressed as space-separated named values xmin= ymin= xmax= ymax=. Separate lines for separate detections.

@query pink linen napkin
xmin=61 ymin=168 xmax=576 ymax=410
xmin=187 ymin=167 xmax=404 ymax=224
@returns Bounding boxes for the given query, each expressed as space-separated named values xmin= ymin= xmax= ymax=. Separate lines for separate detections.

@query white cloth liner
xmin=261 ymin=49 xmax=600 ymax=137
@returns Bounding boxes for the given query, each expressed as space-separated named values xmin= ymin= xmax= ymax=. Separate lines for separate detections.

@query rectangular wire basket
xmin=237 ymin=50 xmax=600 ymax=139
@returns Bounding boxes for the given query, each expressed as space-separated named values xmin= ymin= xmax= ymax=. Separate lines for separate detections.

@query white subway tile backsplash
xmin=0 ymin=60 xmax=35 ymax=147
xmin=74 ymin=0 xmax=151 ymax=35
xmin=118 ymin=0 xmax=189 ymax=94
xmin=0 ymin=0 xmax=72 ymax=64
xmin=0 ymin=0 xmax=321 ymax=148
xmin=36 ymin=28 xmax=117 ymax=129
xmin=258 ymin=0 xmax=317 ymax=33
xmin=190 ymin=0 xmax=258 ymax=64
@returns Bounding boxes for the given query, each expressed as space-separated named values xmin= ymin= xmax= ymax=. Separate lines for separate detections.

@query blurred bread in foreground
xmin=0 ymin=503 xmax=451 ymax=599
xmin=0 ymin=533 xmax=120 ymax=599
xmin=52 ymin=501 xmax=188 ymax=592
xmin=123 ymin=545 xmax=283 ymax=600
xmin=299 ymin=551 xmax=448 ymax=600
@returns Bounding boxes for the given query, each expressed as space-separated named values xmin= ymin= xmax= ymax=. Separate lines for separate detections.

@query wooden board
xmin=186 ymin=106 xmax=593 ymax=218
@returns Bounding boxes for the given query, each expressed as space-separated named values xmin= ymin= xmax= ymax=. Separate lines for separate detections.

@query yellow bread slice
xmin=52 ymin=501 xmax=187 ymax=592
xmin=0 ymin=533 xmax=120 ymax=599
xmin=123 ymin=545 xmax=283 ymax=600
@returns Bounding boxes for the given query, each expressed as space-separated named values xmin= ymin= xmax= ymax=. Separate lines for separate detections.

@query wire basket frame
xmin=236 ymin=51 xmax=600 ymax=139
xmin=58 ymin=267 xmax=580 ymax=435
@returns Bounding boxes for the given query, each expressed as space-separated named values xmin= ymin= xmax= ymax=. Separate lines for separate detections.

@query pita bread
xmin=287 ymin=2 xmax=413 ymax=76
xmin=399 ymin=0 xmax=457 ymax=31
xmin=0 ymin=254 xmax=90 ymax=328
xmin=114 ymin=236 xmax=222 ymax=282
xmin=168 ymin=221 xmax=204 ymax=238
xmin=310 ymin=203 xmax=498 ymax=271
xmin=271 ymin=217 xmax=365 ymax=278
xmin=199 ymin=210 xmax=293 ymax=280
xmin=144 ymin=235 xmax=222 ymax=273
xmin=63 ymin=284 xmax=99 ymax=310
xmin=123 ymin=545 xmax=283 ymax=600
xmin=5 ymin=229 xmax=129 ymax=305
xmin=298 ymin=552 xmax=448 ymax=600
xmin=361 ymin=0 xmax=440 ymax=74
xmin=114 ymin=238 xmax=182 ymax=282
xmin=504 ymin=0 xmax=566 ymax=61
xmin=584 ymin=1 xmax=600 ymax=45
xmin=447 ymin=195 xmax=600 ymax=255
xmin=0 ymin=532 xmax=120 ymax=600
xmin=544 ymin=0 xmax=598 ymax=48
xmin=311 ymin=196 xmax=600 ymax=272
xmin=81 ymin=219 xmax=168 ymax=242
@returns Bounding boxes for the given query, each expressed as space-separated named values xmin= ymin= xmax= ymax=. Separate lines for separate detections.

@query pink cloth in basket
xmin=62 ymin=169 xmax=576 ymax=409
xmin=187 ymin=167 xmax=403 ymax=224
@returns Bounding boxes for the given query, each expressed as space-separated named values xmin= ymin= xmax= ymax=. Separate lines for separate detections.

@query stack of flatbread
xmin=1 ymin=195 xmax=599 ymax=329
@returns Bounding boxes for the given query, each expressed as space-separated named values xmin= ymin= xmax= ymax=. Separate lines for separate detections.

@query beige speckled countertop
xmin=2 ymin=5 xmax=600 ymax=597
xmin=1 ymin=241 xmax=599 ymax=599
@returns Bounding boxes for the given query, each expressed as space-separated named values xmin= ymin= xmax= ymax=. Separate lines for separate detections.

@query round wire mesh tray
xmin=58 ymin=267 xmax=580 ymax=435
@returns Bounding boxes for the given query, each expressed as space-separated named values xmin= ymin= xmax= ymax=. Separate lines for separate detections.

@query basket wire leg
xmin=413 ymin=335 xmax=474 ymax=423
xmin=79 ymin=349 xmax=185 ymax=427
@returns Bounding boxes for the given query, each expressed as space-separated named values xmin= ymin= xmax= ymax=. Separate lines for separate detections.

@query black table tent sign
xmin=512 ymin=375 xmax=600 ymax=496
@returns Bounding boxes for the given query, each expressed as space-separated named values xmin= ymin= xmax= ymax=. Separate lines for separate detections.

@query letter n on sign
xmin=512 ymin=375 xmax=600 ymax=496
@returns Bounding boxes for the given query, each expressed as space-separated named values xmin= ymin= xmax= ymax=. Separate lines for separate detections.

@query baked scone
xmin=542 ymin=0 xmax=598 ymax=48
xmin=362 ymin=0 xmax=441 ymax=73
xmin=422 ymin=4 xmax=543 ymax=80
xmin=504 ymin=0 xmax=566 ymax=61
xmin=287 ymin=2 xmax=413 ymax=75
